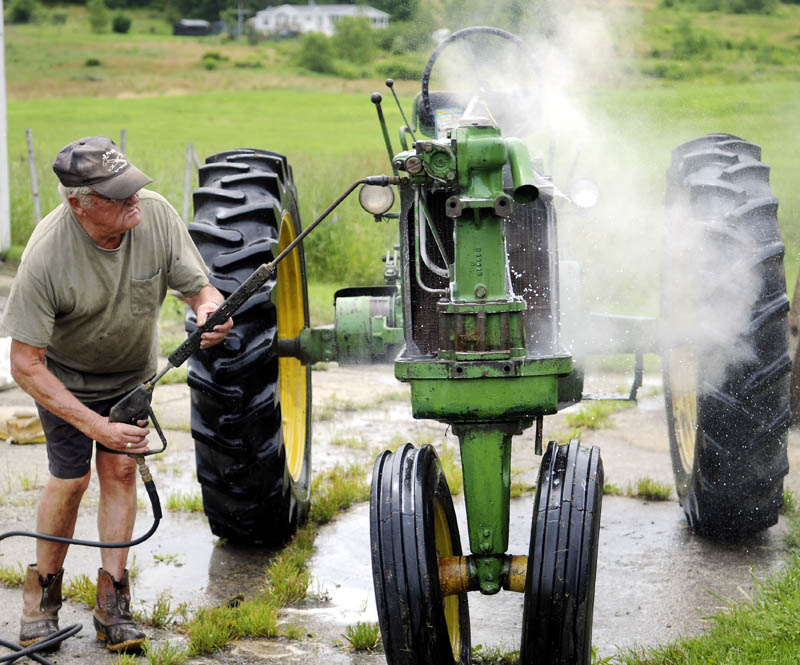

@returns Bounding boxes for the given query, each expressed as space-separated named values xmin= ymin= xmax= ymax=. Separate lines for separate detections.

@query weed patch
xmin=342 ymin=621 xmax=382 ymax=652
xmin=142 ymin=636 xmax=190 ymax=665
xmin=510 ymin=480 xmax=536 ymax=498
xmin=560 ymin=400 xmax=634 ymax=441
xmin=165 ymin=491 xmax=203 ymax=513
xmin=632 ymin=477 xmax=673 ymax=501
xmin=153 ymin=553 xmax=183 ymax=566
xmin=472 ymin=645 xmax=519 ymax=665
xmin=136 ymin=591 xmax=188 ymax=628
xmin=63 ymin=573 xmax=96 ymax=608
xmin=0 ymin=563 xmax=26 ymax=586
xmin=309 ymin=463 xmax=369 ymax=525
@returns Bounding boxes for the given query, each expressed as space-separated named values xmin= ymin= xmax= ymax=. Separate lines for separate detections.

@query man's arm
xmin=184 ymin=284 xmax=234 ymax=350
xmin=9 ymin=340 xmax=150 ymax=453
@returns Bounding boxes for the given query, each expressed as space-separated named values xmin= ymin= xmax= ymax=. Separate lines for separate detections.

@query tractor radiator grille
xmin=400 ymin=187 xmax=559 ymax=358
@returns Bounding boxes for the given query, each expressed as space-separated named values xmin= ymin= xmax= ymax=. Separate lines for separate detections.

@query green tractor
xmin=184 ymin=26 xmax=790 ymax=665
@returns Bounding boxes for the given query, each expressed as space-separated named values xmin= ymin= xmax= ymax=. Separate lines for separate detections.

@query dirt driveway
xmin=1 ymin=361 xmax=799 ymax=664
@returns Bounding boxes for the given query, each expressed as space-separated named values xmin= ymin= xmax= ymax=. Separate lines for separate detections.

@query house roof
xmin=255 ymin=4 xmax=390 ymax=19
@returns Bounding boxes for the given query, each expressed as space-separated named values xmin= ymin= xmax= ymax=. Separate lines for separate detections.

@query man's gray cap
xmin=52 ymin=136 xmax=152 ymax=200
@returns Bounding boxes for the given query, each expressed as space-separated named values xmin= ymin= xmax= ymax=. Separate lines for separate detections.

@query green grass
xmin=604 ymin=481 xmax=626 ymax=496
xmin=136 ymin=591 xmax=188 ymax=628
xmin=165 ymin=491 xmax=204 ymax=512
xmin=63 ymin=573 xmax=97 ymax=608
xmin=142 ymin=636 xmax=191 ymax=665
xmin=561 ymin=401 xmax=635 ymax=441
xmin=472 ymin=645 xmax=519 ymax=665
xmin=510 ymin=480 xmax=537 ymax=498
xmin=6 ymin=5 xmax=800 ymax=292
xmin=633 ymin=477 xmax=673 ymax=501
xmin=0 ymin=563 xmax=26 ymax=586
xmin=342 ymin=621 xmax=383 ymax=652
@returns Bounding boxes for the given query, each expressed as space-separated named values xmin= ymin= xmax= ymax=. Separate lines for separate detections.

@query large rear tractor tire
xmin=187 ymin=148 xmax=311 ymax=545
xmin=662 ymin=133 xmax=791 ymax=537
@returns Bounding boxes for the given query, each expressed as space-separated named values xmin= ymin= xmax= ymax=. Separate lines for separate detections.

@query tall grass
xmin=6 ymin=4 xmax=800 ymax=291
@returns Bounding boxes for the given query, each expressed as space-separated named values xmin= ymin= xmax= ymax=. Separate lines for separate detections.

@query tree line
xmin=20 ymin=0 xmax=416 ymax=22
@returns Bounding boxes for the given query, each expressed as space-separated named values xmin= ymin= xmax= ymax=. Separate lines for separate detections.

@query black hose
xmin=0 ymin=623 xmax=81 ymax=664
xmin=0 ymin=476 xmax=161 ymax=549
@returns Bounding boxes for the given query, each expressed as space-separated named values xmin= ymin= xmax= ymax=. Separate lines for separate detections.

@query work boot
xmin=19 ymin=564 xmax=63 ymax=649
xmin=93 ymin=568 xmax=146 ymax=652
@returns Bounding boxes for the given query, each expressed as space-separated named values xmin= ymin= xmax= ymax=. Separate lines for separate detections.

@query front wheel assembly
xmin=370 ymin=440 xmax=602 ymax=665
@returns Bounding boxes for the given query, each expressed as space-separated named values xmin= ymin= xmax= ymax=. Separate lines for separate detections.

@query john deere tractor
xmin=184 ymin=26 xmax=790 ymax=665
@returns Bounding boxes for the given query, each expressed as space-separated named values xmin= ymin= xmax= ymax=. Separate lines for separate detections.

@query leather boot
xmin=19 ymin=564 xmax=63 ymax=649
xmin=93 ymin=568 xmax=146 ymax=652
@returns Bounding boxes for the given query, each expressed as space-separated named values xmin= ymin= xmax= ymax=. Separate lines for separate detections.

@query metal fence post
xmin=25 ymin=128 xmax=41 ymax=225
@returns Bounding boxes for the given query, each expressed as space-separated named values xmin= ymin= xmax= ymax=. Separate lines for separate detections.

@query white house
xmin=250 ymin=3 xmax=390 ymax=37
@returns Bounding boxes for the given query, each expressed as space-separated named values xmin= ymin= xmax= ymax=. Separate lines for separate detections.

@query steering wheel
xmin=420 ymin=26 xmax=539 ymax=138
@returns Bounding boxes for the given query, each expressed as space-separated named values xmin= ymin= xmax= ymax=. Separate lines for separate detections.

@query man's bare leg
xmin=95 ymin=450 xmax=138 ymax=580
xmin=36 ymin=473 xmax=91 ymax=576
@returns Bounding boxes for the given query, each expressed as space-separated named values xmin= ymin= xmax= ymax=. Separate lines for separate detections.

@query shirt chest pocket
xmin=130 ymin=270 xmax=163 ymax=317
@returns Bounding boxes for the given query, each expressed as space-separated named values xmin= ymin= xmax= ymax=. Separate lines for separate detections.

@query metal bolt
xmin=446 ymin=171 xmax=455 ymax=180
xmin=423 ymin=142 xmax=433 ymax=153
xmin=406 ymin=156 xmax=423 ymax=175
xmin=475 ymin=285 xmax=487 ymax=299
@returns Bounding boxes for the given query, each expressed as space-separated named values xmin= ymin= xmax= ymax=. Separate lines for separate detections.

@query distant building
xmin=173 ymin=19 xmax=211 ymax=36
xmin=250 ymin=3 xmax=389 ymax=38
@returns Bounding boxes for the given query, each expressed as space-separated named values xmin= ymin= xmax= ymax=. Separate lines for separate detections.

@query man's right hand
xmin=92 ymin=417 xmax=150 ymax=453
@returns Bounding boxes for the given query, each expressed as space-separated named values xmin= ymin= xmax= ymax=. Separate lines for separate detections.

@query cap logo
xmin=101 ymin=149 xmax=128 ymax=175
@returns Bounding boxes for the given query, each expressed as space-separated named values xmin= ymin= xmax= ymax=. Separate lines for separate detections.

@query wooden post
xmin=25 ymin=128 xmax=41 ymax=225
xmin=120 ymin=128 xmax=127 ymax=153
xmin=183 ymin=142 xmax=194 ymax=223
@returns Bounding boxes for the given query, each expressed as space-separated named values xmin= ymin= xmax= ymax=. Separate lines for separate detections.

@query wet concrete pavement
xmin=0 ymin=356 xmax=799 ymax=663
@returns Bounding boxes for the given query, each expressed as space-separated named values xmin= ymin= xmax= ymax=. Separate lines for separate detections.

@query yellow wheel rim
xmin=667 ymin=347 xmax=698 ymax=474
xmin=433 ymin=497 xmax=461 ymax=659
xmin=276 ymin=212 xmax=308 ymax=482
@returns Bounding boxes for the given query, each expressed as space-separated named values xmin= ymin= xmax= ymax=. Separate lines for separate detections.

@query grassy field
xmin=5 ymin=1 xmax=800 ymax=298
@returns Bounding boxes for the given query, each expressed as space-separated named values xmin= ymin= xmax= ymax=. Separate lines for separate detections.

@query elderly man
xmin=0 ymin=136 xmax=232 ymax=652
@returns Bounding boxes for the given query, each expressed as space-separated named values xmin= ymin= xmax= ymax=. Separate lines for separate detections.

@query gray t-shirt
xmin=0 ymin=189 xmax=209 ymax=401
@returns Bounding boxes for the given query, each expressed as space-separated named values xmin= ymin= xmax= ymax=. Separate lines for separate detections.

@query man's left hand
xmin=196 ymin=302 xmax=233 ymax=349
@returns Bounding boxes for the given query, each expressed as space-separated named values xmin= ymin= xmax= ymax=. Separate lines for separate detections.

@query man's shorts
xmin=35 ymin=396 xmax=118 ymax=480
